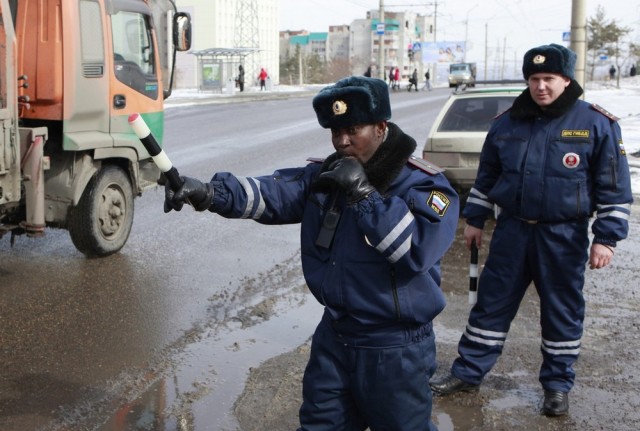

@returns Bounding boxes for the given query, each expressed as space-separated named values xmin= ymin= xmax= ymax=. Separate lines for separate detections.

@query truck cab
xmin=0 ymin=0 xmax=191 ymax=256
xmin=448 ymin=62 xmax=477 ymax=88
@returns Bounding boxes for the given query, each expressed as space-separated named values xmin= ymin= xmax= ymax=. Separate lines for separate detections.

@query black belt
xmin=514 ymin=216 xmax=544 ymax=224
xmin=512 ymin=215 xmax=588 ymax=225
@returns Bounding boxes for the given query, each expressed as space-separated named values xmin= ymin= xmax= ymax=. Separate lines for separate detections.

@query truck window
xmin=80 ymin=0 xmax=105 ymax=77
xmin=111 ymin=10 xmax=158 ymax=99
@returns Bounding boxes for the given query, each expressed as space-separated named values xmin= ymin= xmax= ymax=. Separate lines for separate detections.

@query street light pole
xmin=464 ymin=3 xmax=478 ymax=62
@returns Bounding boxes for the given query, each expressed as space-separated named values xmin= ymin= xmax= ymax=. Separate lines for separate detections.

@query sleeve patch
xmin=427 ymin=191 xmax=451 ymax=217
xmin=591 ymin=104 xmax=620 ymax=121
xmin=619 ymin=139 xmax=627 ymax=156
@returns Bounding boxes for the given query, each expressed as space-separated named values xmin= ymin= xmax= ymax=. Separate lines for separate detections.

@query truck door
xmin=109 ymin=4 xmax=164 ymax=153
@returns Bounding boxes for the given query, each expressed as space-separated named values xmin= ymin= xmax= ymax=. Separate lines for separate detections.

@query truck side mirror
xmin=173 ymin=12 xmax=191 ymax=52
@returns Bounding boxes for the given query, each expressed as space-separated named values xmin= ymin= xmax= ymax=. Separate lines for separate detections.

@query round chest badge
xmin=563 ymin=152 xmax=580 ymax=168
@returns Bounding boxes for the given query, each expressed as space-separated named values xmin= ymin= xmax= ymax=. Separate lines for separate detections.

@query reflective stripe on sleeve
xmin=387 ymin=235 xmax=412 ymax=263
xmin=596 ymin=203 xmax=631 ymax=221
xmin=375 ymin=211 xmax=414 ymax=262
xmin=467 ymin=188 xmax=494 ymax=210
xmin=237 ymin=177 xmax=266 ymax=219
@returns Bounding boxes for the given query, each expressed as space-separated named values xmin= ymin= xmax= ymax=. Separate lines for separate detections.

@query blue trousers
xmin=452 ymin=215 xmax=589 ymax=392
xmin=298 ymin=316 xmax=438 ymax=431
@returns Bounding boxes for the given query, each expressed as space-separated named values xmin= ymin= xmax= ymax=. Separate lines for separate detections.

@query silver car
xmin=423 ymin=87 xmax=523 ymax=195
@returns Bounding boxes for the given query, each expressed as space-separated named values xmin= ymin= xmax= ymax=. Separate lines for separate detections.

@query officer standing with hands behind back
xmin=429 ymin=44 xmax=633 ymax=417
xmin=164 ymin=76 xmax=459 ymax=430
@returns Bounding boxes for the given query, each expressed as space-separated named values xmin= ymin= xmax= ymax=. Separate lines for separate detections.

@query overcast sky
xmin=279 ymin=0 xmax=640 ymax=62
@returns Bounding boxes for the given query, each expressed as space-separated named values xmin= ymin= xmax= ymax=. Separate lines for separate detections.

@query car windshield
xmin=438 ymin=96 xmax=516 ymax=132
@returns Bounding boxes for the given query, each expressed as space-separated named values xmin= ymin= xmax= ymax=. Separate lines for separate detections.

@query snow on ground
xmin=586 ymin=77 xmax=640 ymax=196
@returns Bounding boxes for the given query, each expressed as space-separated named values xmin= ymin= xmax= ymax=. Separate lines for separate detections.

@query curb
xmin=165 ymin=89 xmax=319 ymax=108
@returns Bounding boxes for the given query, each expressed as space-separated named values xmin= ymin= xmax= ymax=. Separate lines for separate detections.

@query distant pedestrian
xmin=407 ymin=68 xmax=418 ymax=92
xmin=394 ymin=67 xmax=400 ymax=90
xmin=364 ymin=66 xmax=372 ymax=77
xmin=630 ymin=64 xmax=637 ymax=77
xmin=236 ymin=65 xmax=245 ymax=92
xmin=388 ymin=67 xmax=395 ymax=89
xmin=609 ymin=65 xmax=616 ymax=80
xmin=258 ymin=68 xmax=268 ymax=91
xmin=423 ymin=69 xmax=432 ymax=91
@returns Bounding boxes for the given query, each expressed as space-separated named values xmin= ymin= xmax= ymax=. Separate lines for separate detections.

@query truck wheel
xmin=69 ymin=165 xmax=134 ymax=257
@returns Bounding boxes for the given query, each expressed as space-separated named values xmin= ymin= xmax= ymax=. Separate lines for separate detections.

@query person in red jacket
xmin=394 ymin=67 xmax=400 ymax=90
xmin=258 ymin=67 xmax=268 ymax=91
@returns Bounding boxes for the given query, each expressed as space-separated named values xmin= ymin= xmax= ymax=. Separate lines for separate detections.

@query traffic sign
xmin=376 ymin=23 xmax=385 ymax=35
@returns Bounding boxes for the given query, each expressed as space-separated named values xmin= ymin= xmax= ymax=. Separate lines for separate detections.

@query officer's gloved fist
xmin=318 ymin=157 xmax=376 ymax=203
xmin=164 ymin=176 xmax=214 ymax=213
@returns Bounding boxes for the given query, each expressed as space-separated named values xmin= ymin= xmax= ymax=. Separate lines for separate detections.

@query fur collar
xmin=510 ymin=80 xmax=584 ymax=120
xmin=315 ymin=122 xmax=416 ymax=194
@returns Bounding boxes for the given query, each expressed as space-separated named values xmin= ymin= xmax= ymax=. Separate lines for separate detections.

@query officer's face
xmin=527 ymin=73 xmax=571 ymax=107
xmin=330 ymin=121 xmax=386 ymax=163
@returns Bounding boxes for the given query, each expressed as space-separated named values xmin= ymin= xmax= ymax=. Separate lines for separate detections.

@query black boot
xmin=429 ymin=373 xmax=480 ymax=396
xmin=542 ymin=390 xmax=569 ymax=416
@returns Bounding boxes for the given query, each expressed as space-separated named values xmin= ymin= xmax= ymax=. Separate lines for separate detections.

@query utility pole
xmin=570 ymin=0 xmax=587 ymax=92
xmin=378 ymin=0 xmax=385 ymax=79
xmin=484 ymin=23 xmax=488 ymax=80
xmin=424 ymin=1 xmax=438 ymax=86
xmin=298 ymin=48 xmax=303 ymax=85
xmin=501 ymin=37 xmax=507 ymax=80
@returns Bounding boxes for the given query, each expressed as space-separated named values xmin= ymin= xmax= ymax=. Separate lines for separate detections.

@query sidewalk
xmin=165 ymin=84 xmax=323 ymax=108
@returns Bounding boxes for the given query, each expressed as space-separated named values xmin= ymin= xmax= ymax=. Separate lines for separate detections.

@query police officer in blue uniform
xmin=429 ymin=44 xmax=633 ymax=417
xmin=164 ymin=76 xmax=459 ymax=430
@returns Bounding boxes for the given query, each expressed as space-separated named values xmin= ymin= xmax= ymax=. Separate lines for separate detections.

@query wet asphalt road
xmin=0 ymin=88 xmax=449 ymax=430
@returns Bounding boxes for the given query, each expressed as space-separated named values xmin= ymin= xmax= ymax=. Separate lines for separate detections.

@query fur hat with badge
xmin=522 ymin=43 xmax=576 ymax=80
xmin=312 ymin=76 xmax=391 ymax=129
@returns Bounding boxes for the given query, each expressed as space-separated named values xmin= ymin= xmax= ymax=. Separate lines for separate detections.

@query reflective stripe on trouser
xmin=298 ymin=318 xmax=438 ymax=431
xmin=451 ymin=215 xmax=589 ymax=392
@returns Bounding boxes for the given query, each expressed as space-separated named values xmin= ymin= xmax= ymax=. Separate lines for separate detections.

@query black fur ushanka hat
xmin=522 ymin=43 xmax=576 ymax=80
xmin=312 ymin=76 xmax=391 ymax=129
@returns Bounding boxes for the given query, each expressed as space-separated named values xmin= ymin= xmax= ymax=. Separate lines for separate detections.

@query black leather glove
xmin=317 ymin=157 xmax=376 ymax=203
xmin=164 ymin=176 xmax=214 ymax=213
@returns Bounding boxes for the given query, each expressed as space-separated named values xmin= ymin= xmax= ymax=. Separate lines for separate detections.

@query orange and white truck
xmin=0 ymin=0 xmax=191 ymax=256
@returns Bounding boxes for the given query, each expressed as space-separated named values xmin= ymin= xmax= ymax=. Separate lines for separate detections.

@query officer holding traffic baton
xmin=161 ymin=77 xmax=459 ymax=430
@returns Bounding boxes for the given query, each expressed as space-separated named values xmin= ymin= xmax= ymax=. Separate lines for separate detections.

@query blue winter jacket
xmin=208 ymin=123 xmax=459 ymax=333
xmin=464 ymin=84 xmax=633 ymax=246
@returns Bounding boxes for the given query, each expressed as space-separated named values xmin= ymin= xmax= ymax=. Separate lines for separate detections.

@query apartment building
xmin=279 ymin=9 xmax=434 ymax=84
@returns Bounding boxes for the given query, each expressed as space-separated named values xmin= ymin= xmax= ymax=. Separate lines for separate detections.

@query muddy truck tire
xmin=68 ymin=165 xmax=134 ymax=257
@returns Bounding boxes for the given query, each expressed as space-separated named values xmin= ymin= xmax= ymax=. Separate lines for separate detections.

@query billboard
xmin=422 ymin=41 xmax=466 ymax=63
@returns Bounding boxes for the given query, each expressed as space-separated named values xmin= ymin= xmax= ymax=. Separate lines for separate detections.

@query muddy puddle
xmin=73 ymin=208 xmax=639 ymax=431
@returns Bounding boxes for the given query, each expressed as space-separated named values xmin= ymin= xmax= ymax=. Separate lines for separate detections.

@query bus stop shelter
xmin=191 ymin=47 xmax=259 ymax=93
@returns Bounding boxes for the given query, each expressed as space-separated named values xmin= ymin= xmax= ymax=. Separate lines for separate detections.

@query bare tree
xmin=324 ymin=58 xmax=351 ymax=83
xmin=587 ymin=5 xmax=631 ymax=87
